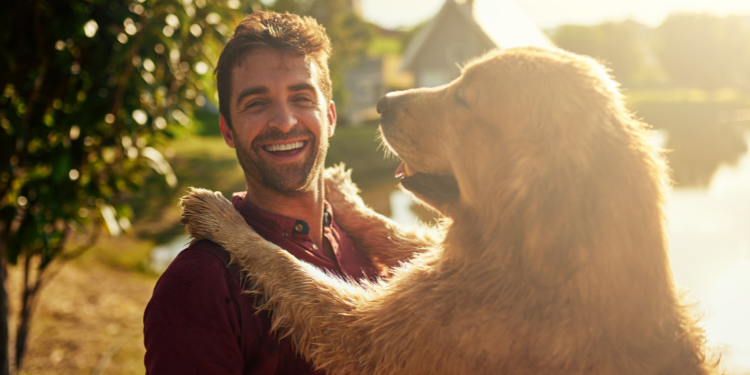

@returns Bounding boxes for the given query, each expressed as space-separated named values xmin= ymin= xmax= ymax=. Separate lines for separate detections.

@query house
xmin=344 ymin=0 xmax=552 ymax=124
xmin=346 ymin=54 xmax=414 ymax=124
xmin=344 ymin=23 xmax=415 ymax=125
xmin=402 ymin=0 xmax=555 ymax=87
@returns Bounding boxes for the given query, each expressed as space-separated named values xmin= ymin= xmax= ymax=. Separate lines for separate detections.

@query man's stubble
xmin=234 ymin=126 xmax=329 ymax=194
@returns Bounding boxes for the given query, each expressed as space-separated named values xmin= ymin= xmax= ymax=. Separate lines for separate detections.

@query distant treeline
xmin=551 ymin=13 xmax=750 ymax=90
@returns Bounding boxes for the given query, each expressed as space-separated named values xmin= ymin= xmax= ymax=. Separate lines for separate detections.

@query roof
xmin=402 ymin=0 xmax=555 ymax=70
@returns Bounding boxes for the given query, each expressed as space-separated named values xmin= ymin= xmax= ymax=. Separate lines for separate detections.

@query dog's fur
xmin=180 ymin=47 xmax=717 ymax=374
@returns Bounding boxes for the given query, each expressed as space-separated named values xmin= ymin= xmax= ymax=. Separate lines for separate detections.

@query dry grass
xmin=7 ymin=246 xmax=158 ymax=375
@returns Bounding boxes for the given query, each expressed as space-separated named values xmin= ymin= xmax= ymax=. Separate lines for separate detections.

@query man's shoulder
xmin=179 ymin=239 xmax=232 ymax=266
xmin=144 ymin=240 xmax=259 ymax=373
xmin=156 ymin=239 xmax=239 ymax=288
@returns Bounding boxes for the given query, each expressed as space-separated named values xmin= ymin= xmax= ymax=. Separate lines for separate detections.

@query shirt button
xmin=281 ymin=232 xmax=288 ymax=238
xmin=312 ymin=244 xmax=318 ymax=250
xmin=294 ymin=223 xmax=304 ymax=232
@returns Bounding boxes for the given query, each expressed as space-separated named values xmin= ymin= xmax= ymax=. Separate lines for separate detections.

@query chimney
xmin=350 ymin=0 xmax=362 ymax=17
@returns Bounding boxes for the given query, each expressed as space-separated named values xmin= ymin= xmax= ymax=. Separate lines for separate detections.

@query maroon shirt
xmin=144 ymin=193 xmax=379 ymax=374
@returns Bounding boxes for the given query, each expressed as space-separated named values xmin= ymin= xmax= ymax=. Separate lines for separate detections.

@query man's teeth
xmin=265 ymin=141 xmax=304 ymax=152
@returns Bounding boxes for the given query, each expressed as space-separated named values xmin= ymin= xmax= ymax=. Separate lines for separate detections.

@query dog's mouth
xmin=395 ymin=161 xmax=461 ymax=205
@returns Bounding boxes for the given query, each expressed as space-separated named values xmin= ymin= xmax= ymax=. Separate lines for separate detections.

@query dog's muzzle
xmin=377 ymin=94 xmax=390 ymax=114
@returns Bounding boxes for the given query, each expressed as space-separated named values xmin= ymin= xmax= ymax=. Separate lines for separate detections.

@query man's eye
xmin=245 ymin=100 xmax=264 ymax=109
xmin=294 ymin=96 xmax=313 ymax=103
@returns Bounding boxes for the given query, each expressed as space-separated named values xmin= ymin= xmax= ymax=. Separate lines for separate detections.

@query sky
xmin=361 ymin=0 xmax=750 ymax=30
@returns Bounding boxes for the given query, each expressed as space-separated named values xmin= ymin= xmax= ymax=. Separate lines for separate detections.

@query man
xmin=143 ymin=12 xmax=380 ymax=374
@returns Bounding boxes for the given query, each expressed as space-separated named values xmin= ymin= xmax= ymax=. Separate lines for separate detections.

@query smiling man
xmin=224 ymin=44 xmax=334 ymax=256
xmin=143 ymin=12 xmax=380 ymax=374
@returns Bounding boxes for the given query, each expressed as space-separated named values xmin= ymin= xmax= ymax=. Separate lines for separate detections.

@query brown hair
xmin=215 ymin=11 xmax=333 ymax=128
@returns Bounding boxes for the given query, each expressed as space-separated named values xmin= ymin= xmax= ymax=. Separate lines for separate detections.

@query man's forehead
xmin=234 ymin=48 xmax=314 ymax=74
xmin=229 ymin=48 xmax=321 ymax=95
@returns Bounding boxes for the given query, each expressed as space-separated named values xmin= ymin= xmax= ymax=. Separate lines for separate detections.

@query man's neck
xmin=244 ymin=175 xmax=326 ymax=249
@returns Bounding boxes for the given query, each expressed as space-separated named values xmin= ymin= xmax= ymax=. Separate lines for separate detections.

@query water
xmin=666 ymin=135 xmax=750 ymax=374
xmin=148 ymin=234 xmax=190 ymax=273
xmin=389 ymin=189 xmax=422 ymax=229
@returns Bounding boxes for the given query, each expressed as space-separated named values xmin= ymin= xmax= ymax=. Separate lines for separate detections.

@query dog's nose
xmin=376 ymin=95 xmax=389 ymax=114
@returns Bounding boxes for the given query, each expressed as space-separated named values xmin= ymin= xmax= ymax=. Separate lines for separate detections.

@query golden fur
xmin=180 ymin=47 xmax=717 ymax=374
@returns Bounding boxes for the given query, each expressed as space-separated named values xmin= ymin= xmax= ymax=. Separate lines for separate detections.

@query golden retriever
xmin=180 ymin=47 xmax=717 ymax=375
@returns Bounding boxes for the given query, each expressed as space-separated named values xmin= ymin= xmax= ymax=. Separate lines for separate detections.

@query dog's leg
xmin=324 ymin=165 xmax=442 ymax=273
xmin=181 ymin=189 xmax=470 ymax=375
xmin=181 ymin=188 xmax=380 ymax=374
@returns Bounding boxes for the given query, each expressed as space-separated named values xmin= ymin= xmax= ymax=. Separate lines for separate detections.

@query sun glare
xmin=705 ymin=250 xmax=750 ymax=372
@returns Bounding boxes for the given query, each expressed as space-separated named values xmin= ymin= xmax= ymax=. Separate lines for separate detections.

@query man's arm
xmin=143 ymin=241 xmax=254 ymax=374
xmin=324 ymin=165 xmax=443 ymax=274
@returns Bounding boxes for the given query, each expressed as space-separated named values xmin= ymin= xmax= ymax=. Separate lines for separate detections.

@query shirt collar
xmin=231 ymin=192 xmax=333 ymax=238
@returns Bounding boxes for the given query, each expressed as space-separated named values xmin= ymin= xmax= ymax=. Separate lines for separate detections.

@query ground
xmin=8 ymin=238 xmax=157 ymax=375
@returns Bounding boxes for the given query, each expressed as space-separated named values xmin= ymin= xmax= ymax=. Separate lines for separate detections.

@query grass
xmin=367 ymin=35 xmax=403 ymax=56
xmin=127 ymin=136 xmax=246 ymax=245
xmin=326 ymin=123 xmax=401 ymax=189
xmin=9 ymin=250 xmax=158 ymax=375
xmin=625 ymin=88 xmax=750 ymax=131
xmin=625 ymin=88 xmax=750 ymax=105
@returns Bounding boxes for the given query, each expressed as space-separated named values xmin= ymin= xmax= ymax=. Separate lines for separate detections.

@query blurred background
xmin=1 ymin=0 xmax=749 ymax=373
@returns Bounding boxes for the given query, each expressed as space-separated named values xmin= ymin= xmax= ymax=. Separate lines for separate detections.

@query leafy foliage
xmin=552 ymin=21 xmax=645 ymax=86
xmin=654 ymin=13 xmax=750 ymax=90
xmin=0 ymin=0 xmax=247 ymax=368
xmin=1 ymin=0 xmax=242 ymax=263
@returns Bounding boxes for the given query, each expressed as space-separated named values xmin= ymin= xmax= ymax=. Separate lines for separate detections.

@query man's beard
xmin=234 ymin=126 xmax=327 ymax=194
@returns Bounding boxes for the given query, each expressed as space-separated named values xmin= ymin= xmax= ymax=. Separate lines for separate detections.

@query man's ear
xmin=219 ymin=115 xmax=236 ymax=149
xmin=327 ymin=101 xmax=337 ymax=137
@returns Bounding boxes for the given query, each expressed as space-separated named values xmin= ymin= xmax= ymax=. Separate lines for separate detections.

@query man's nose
xmin=268 ymin=103 xmax=297 ymax=132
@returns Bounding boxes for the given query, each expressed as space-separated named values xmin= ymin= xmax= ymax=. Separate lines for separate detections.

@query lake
xmin=666 ymin=135 xmax=750 ymax=374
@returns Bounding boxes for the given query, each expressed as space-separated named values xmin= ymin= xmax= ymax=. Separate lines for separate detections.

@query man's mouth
xmin=263 ymin=140 xmax=306 ymax=157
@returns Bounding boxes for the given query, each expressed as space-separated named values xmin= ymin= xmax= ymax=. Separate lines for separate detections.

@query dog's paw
xmin=180 ymin=188 xmax=247 ymax=243
xmin=324 ymin=164 xmax=362 ymax=209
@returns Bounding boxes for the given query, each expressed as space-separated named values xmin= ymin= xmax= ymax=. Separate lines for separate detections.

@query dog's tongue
xmin=395 ymin=162 xmax=419 ymax=178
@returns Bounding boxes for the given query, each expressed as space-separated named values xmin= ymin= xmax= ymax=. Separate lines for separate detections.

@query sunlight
xmin=473 ymin=0 xmax=554 ymax=48
xmin=707 ymin=258 xmax=750 ymax=350
xmin=362 ymin=0 xmax=750 ymax=30
xmin=705 ymin=248 xmax=750 ymax=372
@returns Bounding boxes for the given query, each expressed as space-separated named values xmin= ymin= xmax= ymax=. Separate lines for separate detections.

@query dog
xmin=181 ymin=47 xmax=717 ymax=374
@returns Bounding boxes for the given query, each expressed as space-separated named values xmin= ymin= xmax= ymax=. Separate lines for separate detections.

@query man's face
xmin=220 ymin=47 xmax=336 ymax=194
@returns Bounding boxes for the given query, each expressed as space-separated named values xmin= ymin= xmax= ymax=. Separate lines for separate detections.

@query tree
xmin=654 ymin=13 xmax=750 ymax=89
xmin=552 ymin=21 xmax=645 ymax=86
xmin=0 ymin=0 xmax=246 ymax=370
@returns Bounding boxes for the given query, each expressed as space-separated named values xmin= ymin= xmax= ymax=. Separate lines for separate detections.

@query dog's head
xmin=379 ymin=47 xmax=666 ymax=284
xmin=378 ymin=47 xmax=652 ymax=220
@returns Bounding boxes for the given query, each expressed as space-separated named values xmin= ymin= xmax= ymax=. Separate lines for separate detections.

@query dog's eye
xmin=455 ymin=87 xmax=470 ymax=108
